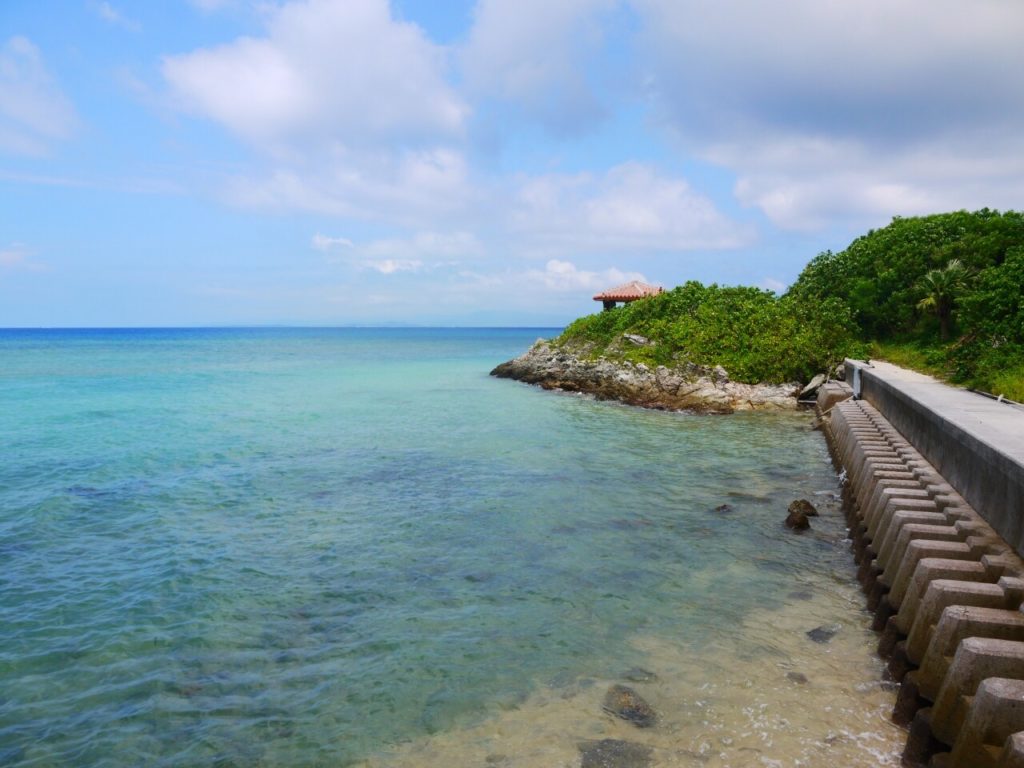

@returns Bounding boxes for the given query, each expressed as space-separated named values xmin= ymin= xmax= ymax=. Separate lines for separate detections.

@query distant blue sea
xmin=0 ymin=328 xmax=884 ymax=766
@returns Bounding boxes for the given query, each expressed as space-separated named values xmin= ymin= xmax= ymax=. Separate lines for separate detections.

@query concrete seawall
xmin=818 ymin=362 xmax=1024 ymax=767
xmin=848 ymin=360 xmax=1024 ymax=558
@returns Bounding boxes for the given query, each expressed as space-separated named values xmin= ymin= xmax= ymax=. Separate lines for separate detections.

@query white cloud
xmin=721 ymin=137 xmax=1024 ymax=231
xmin=223 ymin=146 xmax=472 ymax=224
xmin=0 ymin=37 xmax=79 ymax=155
xmin=632 ymin=0 xmax=1024 ymax=229
xmin=510 ymin=162 xmax=750 ymax=254
xmin=0 ymin=243 xmax=47 ymax=272
xmin=188 ymin=0 xmax=237 ymax=11
xmin=525 ymin=259 xmax=646 ymax=293
xmin=360 ymin=231 xmax=481 ymax=260
xmin=311 ymin=233 xmax=353 ymax=251
xmin=363 ymin=259 xmax=423 ymax=274
xmin=462 ymin=0 xmax=615 ymax=135
xmin=92 ymin=2 xmax=141 ymax=31
xmin=322 ymin=231 xmax=481 ymax=275
xmin=164 ymin=1 xmax=475 ymax=226
xmin=163 ymin=0 xmax=467 ymax=152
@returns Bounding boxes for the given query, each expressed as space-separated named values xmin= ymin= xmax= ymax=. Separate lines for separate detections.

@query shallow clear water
xmin=0 ymin=328 xmax=901 ymax=766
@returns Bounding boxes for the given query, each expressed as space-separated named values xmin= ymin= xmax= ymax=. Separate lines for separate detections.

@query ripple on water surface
xmin=0 ymin=329 xmax=899 ymax=766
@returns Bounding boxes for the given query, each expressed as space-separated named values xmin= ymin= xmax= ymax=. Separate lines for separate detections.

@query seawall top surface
xmin=851 ymin=360 xmax=1024 ymax=464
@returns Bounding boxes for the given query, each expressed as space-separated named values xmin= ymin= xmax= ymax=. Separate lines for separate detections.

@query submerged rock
xmin=579 ymin=738 xmax=653 ymax=768
xmin=785 ymin=509 xmax=811 ymax=530
xmin=787 ymin=671 xmax=809 ymax=684
xmin=806 ymin=624 xmax=841 ymax=644
xmin=620 ymin=667 xmax=658 ymax=683
xmin=788 ymin=499 xmax=819 ymax=517
xmin=490 ymin=341 xmax=800 ymax=414
xmin=602 ymin=684 xmax=657 ymax=727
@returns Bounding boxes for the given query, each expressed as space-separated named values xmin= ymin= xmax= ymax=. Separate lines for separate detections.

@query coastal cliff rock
xmin=490 ymin=340 xmax=800 ymax=414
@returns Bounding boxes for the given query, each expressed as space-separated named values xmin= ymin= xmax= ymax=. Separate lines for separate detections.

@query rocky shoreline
xmin=490 ymin=339 xmax=804 ymax=414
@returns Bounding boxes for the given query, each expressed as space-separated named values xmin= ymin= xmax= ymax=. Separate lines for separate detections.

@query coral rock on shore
xmin=490 ymin=341 xmax=800 ymax=414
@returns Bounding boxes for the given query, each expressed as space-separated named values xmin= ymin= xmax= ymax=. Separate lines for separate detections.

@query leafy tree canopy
xmin=555 ymin=209 xmax=1024 ymax=397
xmin=559 ymin=281 xmax=863 ymax=384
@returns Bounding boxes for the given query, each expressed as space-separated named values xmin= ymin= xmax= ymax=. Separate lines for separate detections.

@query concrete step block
xmin=915 ymin=606 xmax=1024 ymax=702
xmin=888 ymin=541 xmax=978 ymax=611
xmin=854 ymin=469 xmax=921 ymax=508
xmin=878 ymin=522 xmax=962 ymax=578
xmin=950 ymin=677 xmax=1024 ymax=768
xmin=816 ymin=381 xmax=853 ymax=412
xmin=904 ymin=706 xmax=946 ymax=766
xmin=998 ymin=731 xmax=1024 ymax=768
xmin=894 ymin=559 xmax=992 ymax=631
xmin=857 ymin=460 xmax=918 ymax=491
xmin=871 ymin=496 xmax=941 ymax=543
xmin=864 ymin=475 xmax=929 ymax=508
xmin=906 ymin=581 xmax=1010 ymax=665
xmin=850 ymin=450 xmax=905 ymax=486
xmin=847 ymin=441 xmax=892 ymax=464
xmin=932 ymin=640 xmax=1024 ymax=747
xmin=864 ymin=484 xmax=933 ymax=532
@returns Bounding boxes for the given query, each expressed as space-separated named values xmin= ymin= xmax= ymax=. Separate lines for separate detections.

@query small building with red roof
xmin=593 ymin=280 xmax=664 ymax=311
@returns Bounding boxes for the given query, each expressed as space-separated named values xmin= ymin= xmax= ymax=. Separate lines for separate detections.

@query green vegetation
xmin=789 ymin=208 xmax=1024 ymax=398
xmin=560 ymin=281 xmax=864 ymax=384
xmin=915 ymin=259 xmax=971 ymax=341
xmin=557 ymin=209 xmax=1024 ymax=397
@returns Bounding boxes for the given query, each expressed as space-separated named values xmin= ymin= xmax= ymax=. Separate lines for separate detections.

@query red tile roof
xmin=593 ymin=280 xmax=664 ymax=302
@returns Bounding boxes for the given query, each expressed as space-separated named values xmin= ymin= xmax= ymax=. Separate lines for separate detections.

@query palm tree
xmin=916 ymin=258 xmax=971 ymax=341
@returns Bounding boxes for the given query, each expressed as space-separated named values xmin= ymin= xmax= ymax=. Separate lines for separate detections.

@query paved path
xmin=850 ymin=358 xmax=1024 ymax=557
xmin=863 ymin=360 xmax=1024 ymax=464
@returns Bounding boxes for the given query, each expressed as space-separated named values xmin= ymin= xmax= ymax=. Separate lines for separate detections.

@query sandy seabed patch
xmin=358 ymin=578 xmax=905 ymax=768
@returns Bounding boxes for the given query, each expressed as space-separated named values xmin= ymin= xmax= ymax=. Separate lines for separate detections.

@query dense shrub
xmin=788 ymin=209 xmax=1024 ymax=395
xmin=951 ymin=245 xmax=1024 ymax=397
xmin=788 ymin=209 xmax=1024 ymax=340
xmin=559 ymin=282 xmax=863 ymax=384
xmin=558 ymin=210 xmax=1024 ymax=394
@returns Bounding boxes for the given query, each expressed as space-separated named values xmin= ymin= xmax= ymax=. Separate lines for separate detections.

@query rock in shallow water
xmin=785 ymin=510 xmax=811 ymax=530
xmin=620 ymin=667 xmax=658 ymax=683
xmin=579 ymin=738 xmax=653 ymax=768
xmin=788 ymin=498 xmax=819 ymax=517
xmin=602 ymin=684 xmax=657 ymax=727
xmin=806 ymin=624 xmax=841 ymax=643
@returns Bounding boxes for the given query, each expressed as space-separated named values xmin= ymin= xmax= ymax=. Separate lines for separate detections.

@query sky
xmin=2 ymin=0 xmax=1023 ymax=327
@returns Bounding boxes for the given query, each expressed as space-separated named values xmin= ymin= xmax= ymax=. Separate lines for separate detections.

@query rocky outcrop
xmin=490 ymin=340 xmax=801 ymax=414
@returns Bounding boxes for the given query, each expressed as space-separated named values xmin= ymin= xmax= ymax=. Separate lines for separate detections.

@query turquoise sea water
xmin=1 ymin=328 xmax=882 ymax=766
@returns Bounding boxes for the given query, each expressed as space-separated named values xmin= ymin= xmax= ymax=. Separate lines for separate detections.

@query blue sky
xmin=2 ymin=0 xmax=1023 ymax=326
